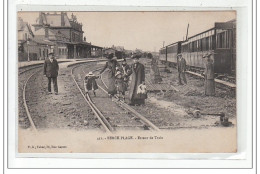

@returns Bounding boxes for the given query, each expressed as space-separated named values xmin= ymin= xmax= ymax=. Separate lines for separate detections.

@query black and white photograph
xmin=17 ymin=11 xmax=237 ymax=153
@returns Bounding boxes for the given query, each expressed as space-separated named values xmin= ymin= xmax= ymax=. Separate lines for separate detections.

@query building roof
xmin=47 ymin=14 xmax=70 ymax=27
xmin=51 ymin=29 xmax=70 ymax=40
xmin=35 ymin=12 xmax=71 ymax=27
xmin=91 ymin=44 xmax=103 ymax=49
xmin=18 ymin=17 xmax=26 ymax=30
xmin=30 ymin=37 xmax=55 ymax=45
xmin=124 ymin=49 xmax=133 ymax=54
xmin=18 ymin=17 xmax=34 ymax=36
xmin=104 ymin=48 xmax=116 ymax=51
xmin=33 ymin=28 xmax=70 ymax=42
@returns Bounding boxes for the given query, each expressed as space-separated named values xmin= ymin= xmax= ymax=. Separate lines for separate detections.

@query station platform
xmin=18 ymin=58 xmax=106 ymax=69
xmin=186 ymin=71 xmax=236 ymax=89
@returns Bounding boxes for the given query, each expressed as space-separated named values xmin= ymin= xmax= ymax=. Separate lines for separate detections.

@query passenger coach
xmin=159 ymin=20 xmax=236 ymax=74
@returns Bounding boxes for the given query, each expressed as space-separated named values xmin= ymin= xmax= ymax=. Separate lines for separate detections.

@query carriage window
xmin=168 ymin=46 xmax=172 ymax=53
xmin=209 ymin=37 xmax=212 ymax=50
xmin=206 ymin=37 xmax=209 ymax=50
xmin=182 ymin=44 xmax=188 ymax=52
xmin=199 ymin=39 xmax=202 ymax=51
xmin=192 ymin=41 xmax=196 ymax=52
xmin=202 ymin=38 xmax=206 ymax=51
xmin=217 ymin=31 xmax=230 ymax=49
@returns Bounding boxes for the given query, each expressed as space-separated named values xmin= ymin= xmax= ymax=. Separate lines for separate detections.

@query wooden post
xmin=74 ymin=45 xmax=76 ymax=59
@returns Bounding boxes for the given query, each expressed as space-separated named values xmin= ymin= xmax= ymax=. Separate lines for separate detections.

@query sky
xmin=18 ymin=11 xmax=236 ymax=52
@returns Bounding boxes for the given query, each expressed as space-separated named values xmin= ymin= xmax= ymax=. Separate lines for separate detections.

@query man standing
xmin=43 ymin=52 xmax=59 ymax=95
xmin=203 ymin=52 xmax=215 ymax=96
xmin=177 ymin=53 xmax=187 ymax=85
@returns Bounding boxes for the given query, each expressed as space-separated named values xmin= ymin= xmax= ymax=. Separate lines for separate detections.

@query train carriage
xmin=166 ymin=42 xmax=182 ymax=66
xmin=159 ymin=20 xmax=236 ymax=75
xmin=159 ymin=47 xmax=167 ymax=62
xmin=182 ymin=28 xmax=216 ymax=71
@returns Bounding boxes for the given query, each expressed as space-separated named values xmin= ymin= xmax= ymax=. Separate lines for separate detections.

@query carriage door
xmin=177 ymin=42 xmax=182 ymax=54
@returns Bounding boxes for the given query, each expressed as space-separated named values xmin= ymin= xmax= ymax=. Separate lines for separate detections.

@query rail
xmin=22 ymin=69 xmax=41 ymax=132
xmin=71 ymin=65 xmax=114 ymax=133
xmin=98 ymin=70 xmax=160 ymax=131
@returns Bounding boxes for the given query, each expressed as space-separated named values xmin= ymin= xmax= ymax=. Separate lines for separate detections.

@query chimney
xmin=61 ymin=12 xmax=65 ymax=26
xmin=44 ymin=26 xmax=49 ymax=38
xmin=39 ymin=12 xmax=43 ymax=25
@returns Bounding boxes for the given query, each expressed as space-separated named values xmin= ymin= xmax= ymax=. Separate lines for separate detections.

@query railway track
xmin=98 ymin=71 xmax=160 ymax=131
xmin=19 ymin=65 xmax=42 ymax=131
xmin=18 ymin=60 xmax=226 ymax=131
xmin=19 ymin=61 xmax=106 ymax=131
xmin=73 ymin=62 xmax=160 ymax=132
xmin=19 ymin=60 xmax=160 ymax=132
xmin=71 ymin=64 xmax=114 ymax=133
xmin=19 ymin=65 xmax=43 ymax=75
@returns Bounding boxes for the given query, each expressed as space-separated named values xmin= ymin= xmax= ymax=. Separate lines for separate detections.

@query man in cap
xmin=203 ymin=52 xmax=215 ymax=96
xmin=43 ymin=52 xmax=59 ymax=95
xmin=177 ymin=53 xmax=187 ymax=85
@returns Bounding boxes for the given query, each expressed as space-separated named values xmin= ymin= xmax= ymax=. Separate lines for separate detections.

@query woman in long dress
xmin=128 ymin=55 xmax=146 ymax=105
xmin=99 ymin=53 xmax=120 ymax=96
xmin=203 ymin=53 xmax=215 ymax=96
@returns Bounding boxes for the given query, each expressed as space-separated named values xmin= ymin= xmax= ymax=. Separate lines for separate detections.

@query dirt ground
xmin=127 ymin=58 xmax=236 ymax=129
xmin=19 ymin=62 xmax=103 ymax=131
xmin=19 ymin=59 xmax=236 ymax=131
xmin=18 ymin=59 xmax=237 ymax=153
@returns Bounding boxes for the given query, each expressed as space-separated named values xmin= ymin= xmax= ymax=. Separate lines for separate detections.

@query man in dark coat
xmin=203 ymin=52 xmax=215 ymax=96
xmin=43 ymin=52 xmax=59 ymax=95
xmin=128 ymin=55 xmax=146 ymax=105
xmin=177 ymin=53 xmax=187 ymax=85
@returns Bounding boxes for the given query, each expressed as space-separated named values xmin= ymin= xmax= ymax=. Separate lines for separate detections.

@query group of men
xmin=176 ymin=52 xmax=216 ymax=96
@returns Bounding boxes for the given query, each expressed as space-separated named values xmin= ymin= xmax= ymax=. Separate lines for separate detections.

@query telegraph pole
xmin=186 ymin=23 xmax=189 ymax=41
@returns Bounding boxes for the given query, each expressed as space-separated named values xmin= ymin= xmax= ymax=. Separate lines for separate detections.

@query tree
xmin=147 ymin=53 xmax=153 ymax=59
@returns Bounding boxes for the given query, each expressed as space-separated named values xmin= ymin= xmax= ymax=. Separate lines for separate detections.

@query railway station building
xmin=18 ymin=17 xmax=52 ymax=61
xmin=18 ymin=12 xmax=103 ymax=61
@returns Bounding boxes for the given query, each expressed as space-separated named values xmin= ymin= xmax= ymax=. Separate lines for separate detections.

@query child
xmin=84 ymin=71 xmax=99 ymax=96
xmin=121 ymin=58 xmax=131 ymax=90
xmin=115 ymin=67 xmax=126 ymax=101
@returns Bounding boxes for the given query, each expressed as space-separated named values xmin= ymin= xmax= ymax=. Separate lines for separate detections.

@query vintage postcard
xmin=17 ymin=11 xmax=237 ymax=154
